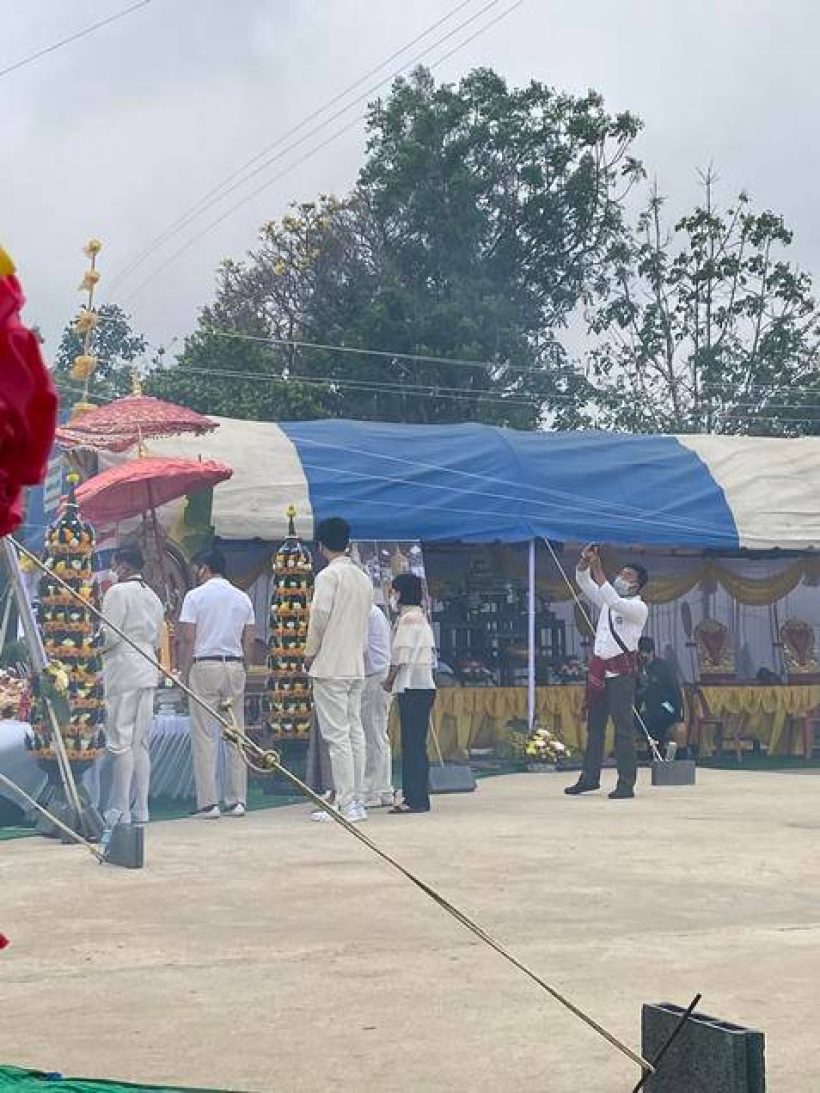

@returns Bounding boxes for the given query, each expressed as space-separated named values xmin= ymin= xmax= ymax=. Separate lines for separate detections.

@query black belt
xmin=194 ymin=655 xmax=244 ymax=663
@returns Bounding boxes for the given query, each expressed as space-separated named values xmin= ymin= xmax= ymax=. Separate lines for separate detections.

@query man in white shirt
xmin=101 ymin=546 xmax=165 ymax=826
xmin=178 ymin=549 xmax=255 ymax=819
xmin=565 ymin=544 xmax=648 ymax=800
xmin=304 ymin=517 xmax=372 ymax=823
xmin=361 ymin=602 xmax=394 ymax=808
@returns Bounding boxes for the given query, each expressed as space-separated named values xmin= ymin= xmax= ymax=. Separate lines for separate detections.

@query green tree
xmin=584 ymin=170 xmax=820 ymax=435
xmin=53 ymin=302 xmax=148 ymax=405
xmin=149 ymin=67 xmax=643 ymax=426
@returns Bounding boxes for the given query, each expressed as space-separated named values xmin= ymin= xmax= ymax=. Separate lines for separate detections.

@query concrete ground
xmin=1 ymin=768 xmax=819 ymax=1092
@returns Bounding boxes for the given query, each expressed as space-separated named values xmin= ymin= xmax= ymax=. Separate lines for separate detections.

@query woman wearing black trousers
xmin=383 ymin=573 xmax=436 ymax=814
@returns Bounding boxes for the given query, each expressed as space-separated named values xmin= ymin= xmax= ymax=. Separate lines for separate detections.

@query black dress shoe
xmin=564 ymin=780 xmax=600 ymax=796
xmin=608 ymin=786 xmax=635 ymax=799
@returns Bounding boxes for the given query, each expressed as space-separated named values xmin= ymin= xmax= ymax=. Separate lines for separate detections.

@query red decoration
xmin=56 ymin=394 xmax=216 ymax=452
xmin=0 ymin=933 xmax=9 ymax=951
xmin=75 ymin=455 xmax=233 ymax=525
xmin=0 ymin=255 xmax=58 ymax=534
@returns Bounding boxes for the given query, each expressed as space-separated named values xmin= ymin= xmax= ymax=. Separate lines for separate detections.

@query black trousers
xmin=398 ymin=689 xmax=436 ymax=810
xmin=582 ymin=674 xmax=637 ymax=790
xmin=638 ymin=706 xmax=678 ymax=748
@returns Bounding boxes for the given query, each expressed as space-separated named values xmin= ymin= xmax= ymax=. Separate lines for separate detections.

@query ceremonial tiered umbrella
xmin=56 ymin=393 xmax=217 ymax=453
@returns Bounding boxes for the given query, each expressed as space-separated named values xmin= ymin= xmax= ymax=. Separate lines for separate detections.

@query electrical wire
xmin=116 ymin=0 xmax=528 ymax=305
xmin=107 ymin=0 xmax=479 ymax=290
xmin=0 ymin=0 xmax=151 ymax=80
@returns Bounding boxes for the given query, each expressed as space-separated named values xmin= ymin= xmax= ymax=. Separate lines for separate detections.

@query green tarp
xmin=0 ymin=1067 xmax=232 ymax=1091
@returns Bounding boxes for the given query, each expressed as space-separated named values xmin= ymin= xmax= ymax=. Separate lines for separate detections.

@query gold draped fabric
xmin=542 ymin=556 xmax=820 ymax=607
xmin=394 ymin=684 xmax=820 ymax=760
xmin=426 ymin=543 xmax=820 ymax=607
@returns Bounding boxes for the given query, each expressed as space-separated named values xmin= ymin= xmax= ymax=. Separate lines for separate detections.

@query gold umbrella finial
xmin=74 ymin=237 xmax=103 ymax=405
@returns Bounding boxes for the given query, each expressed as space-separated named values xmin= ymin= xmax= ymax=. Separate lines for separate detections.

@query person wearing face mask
xmin=304 ymin=517 xmax=373 ymax=823
xmin=100 ymin=545 xmax=165 ymax=826
xmin=565 ymin=545 xmax=649 ymax=800
xmin=383 ymin=573 xmax=437 ymax=814
xmin=177 ymin=549 xmax=256 ymax=819
xmin=636 ymin=636 xmax=683 ymax=754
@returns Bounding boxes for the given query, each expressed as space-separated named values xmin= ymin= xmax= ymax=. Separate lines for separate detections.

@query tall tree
xmin=583 ymin=171 xmax=820 ymax=435
xmin=53 ymin=302 xmax=148 ymax=406
xmin=148 ymin=66 xmax=643 ymax=426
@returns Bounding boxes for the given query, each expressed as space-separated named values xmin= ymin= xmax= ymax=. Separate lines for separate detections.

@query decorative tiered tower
xmin=265 ymin=506 xmax=314 ymax=739
xmin=30 ymin=474 xmax=105 ymax=762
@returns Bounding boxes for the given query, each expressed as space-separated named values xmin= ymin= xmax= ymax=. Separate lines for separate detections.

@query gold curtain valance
xmin=541 ymin=556 xmax=820 ymax=607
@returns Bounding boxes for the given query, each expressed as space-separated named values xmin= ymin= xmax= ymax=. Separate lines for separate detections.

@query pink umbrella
xmin=56 ymin=395 xmax=217 ymax=453
xmin=75 ymin=456 xmax=232 ymax=525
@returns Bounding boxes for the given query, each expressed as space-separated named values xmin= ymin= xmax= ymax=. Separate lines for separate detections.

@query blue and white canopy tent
xmin=146 ymin=418 xmax=820 ymax=728
xmin=150 ymin=417 xmax=820 ymax=552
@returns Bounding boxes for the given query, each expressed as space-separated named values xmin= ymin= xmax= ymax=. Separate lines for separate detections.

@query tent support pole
xmin=527 ymin=538 xmax=536 ymax=730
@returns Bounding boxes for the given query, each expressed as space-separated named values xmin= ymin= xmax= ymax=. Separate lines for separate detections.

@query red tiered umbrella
xmin=56 ymin=395 xmax=217 ymax=453
xmin=75 ymin=456 xmax=232 ymax=525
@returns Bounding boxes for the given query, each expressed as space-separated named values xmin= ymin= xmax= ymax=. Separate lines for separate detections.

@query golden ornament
xmin=0 ymin=245 xmax=15 ymax=278
xmin=78 ymin=269 xmax=101 ymax=291
xmin=83 ymin=238 xmax=103 ymax=257
xmin=73 ymin=309 xmax=98 ymax=335
xmin=70 ymin=354 xmax=98 ymax=381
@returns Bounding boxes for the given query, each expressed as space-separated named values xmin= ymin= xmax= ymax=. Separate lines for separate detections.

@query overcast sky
xmin=4 ymin=0 xmax=819 ymax=362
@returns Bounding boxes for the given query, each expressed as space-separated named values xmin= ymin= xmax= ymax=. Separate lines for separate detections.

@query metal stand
xmin=0 ymin=537 xmax=103 ymax=841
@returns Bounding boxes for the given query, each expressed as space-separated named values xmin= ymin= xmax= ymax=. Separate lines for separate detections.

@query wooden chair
xmin=691 ymin=619 xmax=755 ymax=758
xmin=694 ymin=618 xmax=736 ymax=684
xmin=780 ymin=619 xmax=820 ymax=757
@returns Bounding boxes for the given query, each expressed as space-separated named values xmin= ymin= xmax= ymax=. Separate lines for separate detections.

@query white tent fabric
xmin=678 ymin=434 xmax=820 ymax=551
xmin=150 ymin=418 xmax=312 ymax=541
xmin=148 ymin=417 xmax=820 ymax=550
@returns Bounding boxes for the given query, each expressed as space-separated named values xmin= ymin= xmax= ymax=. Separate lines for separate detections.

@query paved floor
xmin=1 ymin=768 xmax=818 ymax=1092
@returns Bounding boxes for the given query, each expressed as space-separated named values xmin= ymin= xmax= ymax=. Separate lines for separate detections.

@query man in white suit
xmin=101 ymin=545 xmax=164 ymax=825
xmin=305 ymin=517 xmax=372 ymax=823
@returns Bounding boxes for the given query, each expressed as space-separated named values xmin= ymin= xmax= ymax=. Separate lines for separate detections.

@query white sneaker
xmin=222 ymin=802 xmax=246 ymax=817
xmin=345 ymin=803 xmax=368 ymax=823
xmin=196 ymin=804 xmax=221 ymax=819
xmin=311 ymin=803 xmax=367 ymax=823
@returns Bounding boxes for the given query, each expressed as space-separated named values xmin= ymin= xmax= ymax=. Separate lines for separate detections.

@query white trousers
xmin=361 ymin=670 xmax=393 ymax=803
xmin=105 ymin=687 xmax=154 ymax=824
xmin=312 ymin=677 xmax=365 ymax=812
xmin=189 ymin=660 xmax=248 ymax=810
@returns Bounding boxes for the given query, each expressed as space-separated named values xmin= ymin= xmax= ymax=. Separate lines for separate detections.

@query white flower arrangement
xmin=524 ymin=724 xmax=571 ymax=764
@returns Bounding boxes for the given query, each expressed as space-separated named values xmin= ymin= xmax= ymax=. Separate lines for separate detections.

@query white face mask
xmin=613 ymin=576 xmax=634 ymax=597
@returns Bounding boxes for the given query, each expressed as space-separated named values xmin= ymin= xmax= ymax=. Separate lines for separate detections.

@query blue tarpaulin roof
xmin=147 ymin=417 xmax=820 ymax=551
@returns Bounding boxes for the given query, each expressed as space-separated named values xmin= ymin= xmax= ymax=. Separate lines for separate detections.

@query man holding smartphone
xmin=565 ymin=544 xmax=649 ymax=800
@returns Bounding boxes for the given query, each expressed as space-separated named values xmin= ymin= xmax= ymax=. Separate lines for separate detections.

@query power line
xmin=106 ymin=0 xmax=478 ymax=291
xmin=148 ymin=364 xmax=545 ymax=408
xmin=0 ymin=0 xmax=152 ymax=80
xmin=115 ymin=0 xmax=528 ymax=305
xmin=75 ymin=319 xmax=820 ymax=412
xmin=113 ymin=0 xmax=514 ymax=295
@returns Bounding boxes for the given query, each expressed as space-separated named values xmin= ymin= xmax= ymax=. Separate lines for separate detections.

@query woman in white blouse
xmin=383 ymin=573 xmax=436 ymax=814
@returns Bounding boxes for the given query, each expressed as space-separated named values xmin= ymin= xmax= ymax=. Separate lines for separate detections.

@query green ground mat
xmin=0 ymin=786 xmax=302 ymax=842
xmin=0 ymin=1066 xmax=233 ymax=1091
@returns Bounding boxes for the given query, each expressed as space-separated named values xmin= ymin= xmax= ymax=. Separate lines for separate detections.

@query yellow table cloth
xmin=389 ymin=684 xmax=820 ymax=760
